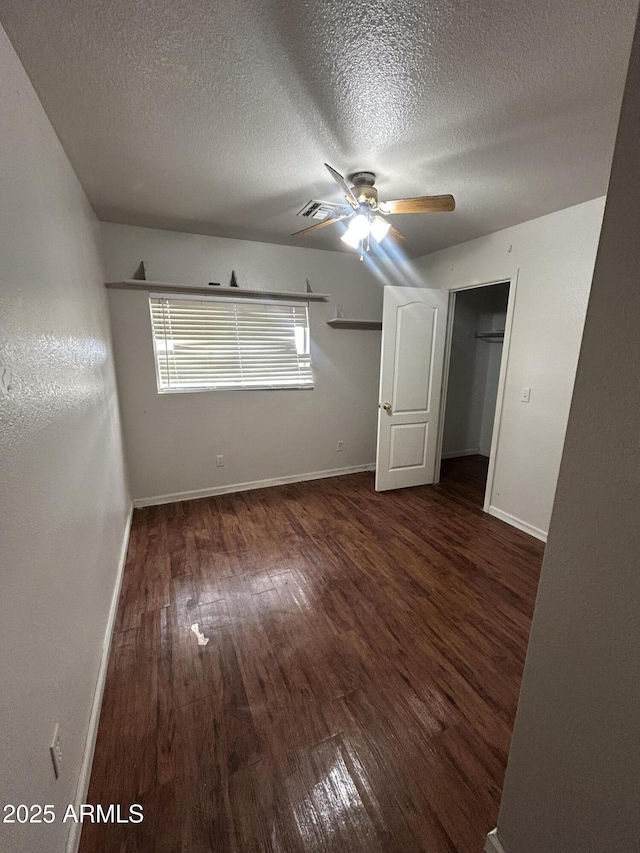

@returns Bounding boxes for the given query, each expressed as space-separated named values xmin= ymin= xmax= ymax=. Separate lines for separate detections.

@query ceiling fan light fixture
xmin=340 ymin=226 xmax=361 ymax=249
xmin=294 ymin=164 xmax=454 ymax=247
xmin=370 ymin=216 xmax=391 ymax=242
xmin=341 ymin=213 xmax=370 ymax=248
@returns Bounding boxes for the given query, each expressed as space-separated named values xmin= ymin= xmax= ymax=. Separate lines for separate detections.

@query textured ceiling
xmin=0 ymin=0 xmax=637 ymax=256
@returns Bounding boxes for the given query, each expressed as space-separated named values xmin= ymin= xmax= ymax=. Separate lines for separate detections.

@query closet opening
xmin=438 ymin=281 xmax=511 ymax=509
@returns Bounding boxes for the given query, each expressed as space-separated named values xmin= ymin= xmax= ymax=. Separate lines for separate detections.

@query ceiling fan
xmin=293 ymin=163 xmax=455 ymax=256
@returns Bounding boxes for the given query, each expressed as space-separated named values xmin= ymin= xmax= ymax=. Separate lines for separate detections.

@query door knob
xmin=382 ymin=402 xmax=392 ymax=411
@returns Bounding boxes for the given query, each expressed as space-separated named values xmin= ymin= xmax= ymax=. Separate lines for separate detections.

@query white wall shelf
xmin=105 ymin=280 xmax=330 ymax=302
xmin=327 ymin=318 xmax=382 ymax=330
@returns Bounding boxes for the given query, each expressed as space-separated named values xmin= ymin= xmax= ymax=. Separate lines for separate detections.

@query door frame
xmin=434 ymin=271 xmax=519 ymax=513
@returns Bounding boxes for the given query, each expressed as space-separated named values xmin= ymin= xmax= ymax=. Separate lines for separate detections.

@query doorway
xmin=439 ymin=281 xmax=510 ymax=508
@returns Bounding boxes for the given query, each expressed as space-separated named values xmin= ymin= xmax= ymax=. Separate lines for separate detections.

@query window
xmin=149 ymin=293 xmax=313 ymax=392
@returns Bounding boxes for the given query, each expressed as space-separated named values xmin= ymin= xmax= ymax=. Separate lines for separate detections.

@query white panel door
xmin=375 ymin=286 xmax=449 ymax=491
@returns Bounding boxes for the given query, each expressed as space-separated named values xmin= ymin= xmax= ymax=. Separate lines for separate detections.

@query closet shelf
xmin=327 ymin=318 xmax=382 ymax=330
xmin=105 ymin=280 xmax=330 ymax=302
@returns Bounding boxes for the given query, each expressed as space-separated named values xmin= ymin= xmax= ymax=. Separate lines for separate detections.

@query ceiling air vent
xmin=297 ymin=200 xmax=343 ymax=220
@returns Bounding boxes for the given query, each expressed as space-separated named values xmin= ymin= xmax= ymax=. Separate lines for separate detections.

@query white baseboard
xmin=441 ymin=448 xmax=481 ymax=459
xmin=65 ymin=503 xmax=134 ymax=853
xmin=478 ymin=448 xmax=491 ymax=458
xmin=485 ymin=828 xmax=508 ymax=853
xmin=488 ymin=505 xmax=548 ymax=542
xmin=133 ymin=463 xmax=376 ymax=508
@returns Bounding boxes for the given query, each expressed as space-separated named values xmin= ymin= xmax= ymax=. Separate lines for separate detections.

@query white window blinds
xmin=149 ymin=294 xmax=313 ymax=392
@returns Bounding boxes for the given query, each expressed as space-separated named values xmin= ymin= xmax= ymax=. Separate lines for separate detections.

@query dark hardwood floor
xmin=439 ymin=454 xmax=490 ymax=509
xmin=80 ymin=460 xmax=543 ymax=853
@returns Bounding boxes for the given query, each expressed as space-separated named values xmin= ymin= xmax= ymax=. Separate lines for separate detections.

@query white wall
xmin=442 ymin=283 xmax=508 ymax=458
xmin=0 ymin=25 xmax=130 ymax=853
xmin=101 ymin=223 xmax=383 ymax=503
xmin=479 ymin=327 xmax=505 ymax=455
xmin=493 ymin=10 xmax=640 ymax=850
xmin=415 ymin=197 xmax=606 ymax=538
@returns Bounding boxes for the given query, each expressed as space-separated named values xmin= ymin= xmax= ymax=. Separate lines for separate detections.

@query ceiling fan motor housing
xmin=350 ymin=172 xmax=378 ymax=208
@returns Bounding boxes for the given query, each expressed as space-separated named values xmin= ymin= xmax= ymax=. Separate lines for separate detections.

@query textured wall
xmin=415 ymin=197 xmax=606 ymax=538
xmin=101 ymin=222 xmax=382 ymax=503
xmin=495 ymin=9 xmax=640 ymax=850
xmin=0 ymin=25 xmax=130 ymax=853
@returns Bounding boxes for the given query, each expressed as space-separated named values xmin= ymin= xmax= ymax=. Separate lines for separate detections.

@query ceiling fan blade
xmin=387 ymin=225 xmax=406 ymax=244
xmin=379 ymin=194 xmax=455 ymax=215
xmin=292 ymin=212 xmax=349 ymax=237
xmin=325 ymin=163 xmax=360 ymax=209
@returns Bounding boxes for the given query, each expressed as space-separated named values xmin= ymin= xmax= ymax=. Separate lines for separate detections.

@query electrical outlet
xmin=336 ymin=441 xmax=344 ymax=452
xmin=521 ymin=387 xmax=531 ymax=403
xmin=216 ymin=454 xmax=224 ymax=467
xmin=50 ymin=725 xmax=62 ymax=779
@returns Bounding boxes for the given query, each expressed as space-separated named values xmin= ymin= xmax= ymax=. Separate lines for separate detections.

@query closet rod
xmin=475 ymin=331 xmax=505 ymax=341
